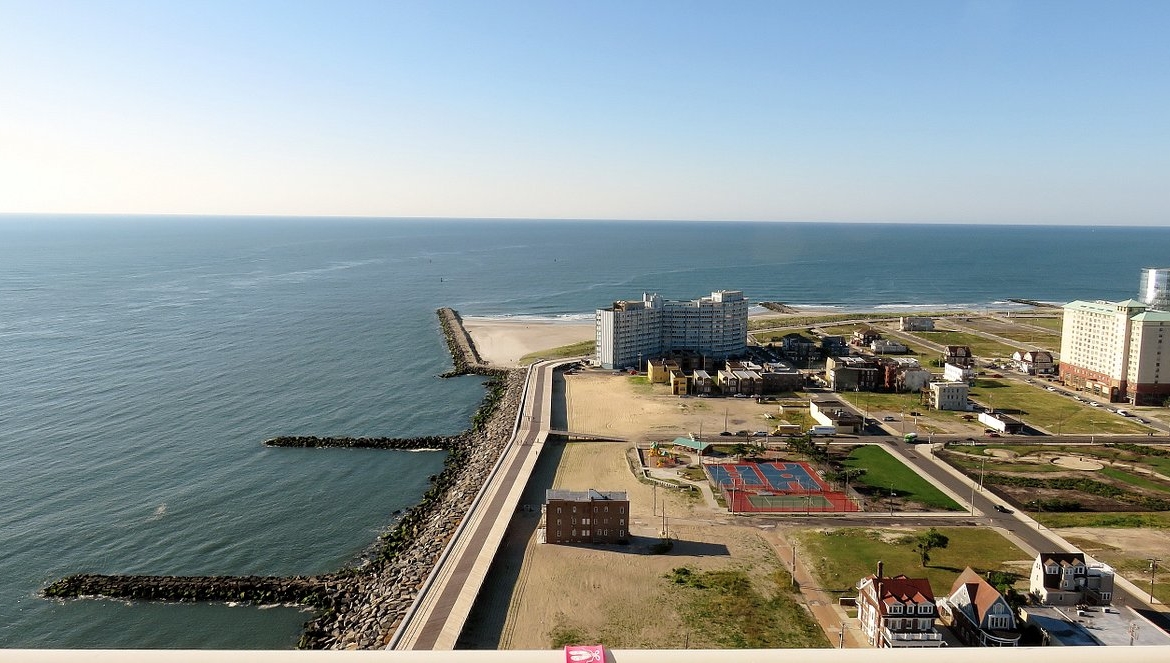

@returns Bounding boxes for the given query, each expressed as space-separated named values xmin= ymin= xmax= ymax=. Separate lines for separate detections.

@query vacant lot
xmin=939 ymin=443 xmax=1170 ymax=513
xmin=795 ymin=527 xmax=1032 ymax=598
xmin=969 ymin=378 xmax=1152 ymax=434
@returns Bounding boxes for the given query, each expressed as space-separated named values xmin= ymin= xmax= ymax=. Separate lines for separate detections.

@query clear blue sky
xmin=2 ymin=1 xmax=1168 ymax=224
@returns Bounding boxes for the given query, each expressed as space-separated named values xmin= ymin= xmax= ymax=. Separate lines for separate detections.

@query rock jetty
xmin=43 ymin=309 xmax=526 ymax=650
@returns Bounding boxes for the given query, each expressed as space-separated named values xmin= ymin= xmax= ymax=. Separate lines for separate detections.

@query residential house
xmin=1029 ymin=552 xmax=1115 ymax=606
xmin=781 ymin=332 xmax=818 ymax=361
xmin=853 ymin=328 xmax=883 ymax=347
xmin=542 ymin=489 xmax=629 ymax=545
xmin=1013 ymin=350 xmax=1055 ymax=375
xmin=691 ymin=369 xmax=715 ymax=395
xmin=821 ymin=335 xmax=849 ymax=357
xmin=944 ymin=345 xmax=975 ymax=367
xmin=878 ymin=357 xmax=932 ymax=393
xmin=943 ymin=362 xmax=977 ymax=385
xmin=857 ymin=562 xmax=944 ymax=648
xmin=647 ymin=359 xmax=682 ymax=384
xmin=900 ymin=317 xmax=935 ymax=332
xmin=810 ymin=399 xmax=864 ymax=434
xmin=940 ymin=567 xmax=1021 ymax=646
xmin=872 ymin=339 xmax=908 ymax=354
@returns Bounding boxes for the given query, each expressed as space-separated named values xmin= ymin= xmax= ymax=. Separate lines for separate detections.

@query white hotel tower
xmin=595 ymin=290 xmax=748 ymax=370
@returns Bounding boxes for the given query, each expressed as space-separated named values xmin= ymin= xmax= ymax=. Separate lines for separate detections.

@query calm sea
xmin=2 ymin=217 xmax=1169 ymax=648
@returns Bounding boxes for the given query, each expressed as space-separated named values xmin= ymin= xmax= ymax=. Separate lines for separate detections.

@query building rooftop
xmin=545 ymin=489 xmax=628 ymax=502
xmin=1022 ymin=604 xmax=1170 ymax=647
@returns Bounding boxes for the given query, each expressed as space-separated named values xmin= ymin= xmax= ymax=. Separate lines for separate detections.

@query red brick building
xmin=542 ymin=489 xmax=630 ymax=545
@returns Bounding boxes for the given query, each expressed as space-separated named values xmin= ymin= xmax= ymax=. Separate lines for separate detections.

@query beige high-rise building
xmin=1060 ymin=299 xmax=1170 ymax=404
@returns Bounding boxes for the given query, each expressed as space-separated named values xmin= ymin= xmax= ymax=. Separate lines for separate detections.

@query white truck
xmin=807 ymin=425 xmax=836 ymax=437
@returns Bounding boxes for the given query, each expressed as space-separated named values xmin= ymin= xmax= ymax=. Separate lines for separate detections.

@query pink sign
xmin=564 ymin=644 xmax=605 ymax=663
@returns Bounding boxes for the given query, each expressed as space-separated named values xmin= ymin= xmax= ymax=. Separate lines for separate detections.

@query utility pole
xmin=791 ymin=543 xmax=798 ymax=589
xmin=979 ymin=456 xmax=987 ymax=492
xmin=1149 ymin=558 xmax=1162 ymax=604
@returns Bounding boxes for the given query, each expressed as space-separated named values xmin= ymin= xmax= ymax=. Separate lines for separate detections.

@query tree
xmin=912 ymin=528 xmax=949 ymax=567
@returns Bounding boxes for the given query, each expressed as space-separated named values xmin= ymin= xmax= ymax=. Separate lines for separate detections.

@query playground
xmin=705 ymin=461 xmax=860 ymax=513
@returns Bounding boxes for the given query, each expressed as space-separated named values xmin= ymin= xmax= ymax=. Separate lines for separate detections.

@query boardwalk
xmin=390 ymin=359 xmax=567 ymax=650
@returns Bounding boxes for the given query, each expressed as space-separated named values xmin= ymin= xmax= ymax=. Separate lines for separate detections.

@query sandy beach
xmin=462 ymin=317 xmax=594 ymax=367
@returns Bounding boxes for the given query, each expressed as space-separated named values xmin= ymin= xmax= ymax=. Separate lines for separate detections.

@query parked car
xmin=985 ymin=431 xmax=1001 ymax=437
xmin=883 ymin=416 xmax=896 ymax=421
xmin=994 ymin=504 xmax=1012 ymax=513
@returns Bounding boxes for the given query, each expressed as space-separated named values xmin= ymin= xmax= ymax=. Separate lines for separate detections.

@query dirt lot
xmin=459 ymin=373 xmax=797 ymax=650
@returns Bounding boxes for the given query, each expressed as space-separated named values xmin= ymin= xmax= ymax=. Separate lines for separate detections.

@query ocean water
xmin=3 ymin=216 xmax=1170 ymax=649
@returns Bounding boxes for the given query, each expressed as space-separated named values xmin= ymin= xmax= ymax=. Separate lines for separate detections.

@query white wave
xmin=149 ymin=503 xmax=167 ymax=521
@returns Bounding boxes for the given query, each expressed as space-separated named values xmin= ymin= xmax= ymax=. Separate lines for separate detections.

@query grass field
xmin=1036 ymin=511 xmax=1170 ymax=528
xmin=519 ymin=340 xmax=594 ymax=364
xmin=1025 ymin=317 xmax=1065 ymax=333
xmin=839 ymin=445 xmax=963 ymax=510
xmin=970 ymin=379 xmax=1151 ymax=434
xmin=905 ymin=329 xmax=1019 ymax=358
xmin=1099 ymin=466 xmax=1170 ymax=493
xmin=664 ymin=566 xmax=829 ymax=648
xmin=795 ymin=527 xmax=1030 ymax=597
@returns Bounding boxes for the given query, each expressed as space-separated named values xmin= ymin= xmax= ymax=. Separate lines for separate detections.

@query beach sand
xmin=462 ymin=318 xmax=594 ymax=367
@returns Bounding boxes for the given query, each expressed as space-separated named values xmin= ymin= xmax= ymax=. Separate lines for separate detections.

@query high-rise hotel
xmin=595 ymin=290 xmax=748 ymax=370
xmin=1060 ymin=298 xmax=1170 ymax=405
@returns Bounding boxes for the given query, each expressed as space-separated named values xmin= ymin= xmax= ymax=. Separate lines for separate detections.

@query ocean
xmin=2 ymin=216 xmax=1169 ymax=648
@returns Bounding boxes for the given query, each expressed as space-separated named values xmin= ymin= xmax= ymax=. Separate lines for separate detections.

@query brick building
xmin=542 ymin=489 xmax=630 ymax=545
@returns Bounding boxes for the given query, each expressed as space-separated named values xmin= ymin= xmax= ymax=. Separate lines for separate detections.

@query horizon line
xmin=1 ymin=212 xmax=1168 ymax=229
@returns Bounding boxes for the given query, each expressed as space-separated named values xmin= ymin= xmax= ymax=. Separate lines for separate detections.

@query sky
xmin=1 ymin=1 xmax=1168 ymax=224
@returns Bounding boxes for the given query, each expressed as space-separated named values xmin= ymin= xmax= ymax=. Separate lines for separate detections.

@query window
xmin=556 ymin=507 xmax=561 ymax=514
xmin=620 ymin=530 xmax=625 ymax=537
xmin=889 ymin=604 xmax=902 ymax=614
xmin=919 ymin=604 xmax=932 ymax=614
xmin=619 ymin=519 xmax=625 ymax=526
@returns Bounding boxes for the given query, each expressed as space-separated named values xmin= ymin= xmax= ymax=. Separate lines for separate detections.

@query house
xmin=647 ymin=359 xmax=682 ymax=384
xmin=1013 ymin=350 xmax=1055 ymax=375
xmin=944 ymin=345 xmax=975 ymax=367
xmin=1029 ymin=552 xmax=1115 ymax=606
xmin=940 ymin=567 xmax=1021 ymax=646
xmin=856 ymin=562 xmax=944 ymax=648
xmin=853 ymin=328 xmax=883 ymax=347
xmin=826 ymin=355 xmax=880 ymax=391
xmin=780 ymin=332 xmax=818 ymax=360
xmin=542 ymin=489 xmax=629 ymax=545
xmin=668 ymin=367 xmax=690 ymax=395
xmin=872 ymin=339 xmax=908 ymax=354
xmin=878 ymin=357 xmax=933 ymax=393
xmin=900 ymin=317 xmax=935 ymax=331
xmin=691 ymin=369 xmax=715 ymax=395
xmin=821 ymin=335 xmax=848 ymax=357
xmin=943 ymin=362 xmax=977 ymax=385
xmin=928 ymin=381 xmax=970 ymax=411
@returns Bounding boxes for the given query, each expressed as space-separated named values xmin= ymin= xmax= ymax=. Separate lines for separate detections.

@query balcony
xmin=881 ymin=627 xmax=944 ymax=647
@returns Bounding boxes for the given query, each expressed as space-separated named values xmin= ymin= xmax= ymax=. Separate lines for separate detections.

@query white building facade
xmin=595 ymin=291 xmax=748 ymax=370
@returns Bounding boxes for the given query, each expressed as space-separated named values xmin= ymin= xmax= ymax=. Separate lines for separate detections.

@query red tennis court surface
xmin=705 ymin=461 xmax=860 ymax=513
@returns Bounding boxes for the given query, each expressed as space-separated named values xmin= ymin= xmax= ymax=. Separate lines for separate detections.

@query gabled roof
xmin=948 ymin=567 xmax=1007 ymax=624
xmin=862 ymin=574 xmax=936 ymax=608
xmin=1038 ymin=552 xmax=1086 ymax=568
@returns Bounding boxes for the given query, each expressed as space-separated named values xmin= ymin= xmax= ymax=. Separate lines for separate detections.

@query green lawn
xmin=840 ymin=445 xmax=963 ymax=510
xmin=1099 ymin=467 xmax=1170 ymax=494
xmin=795 ymin=527 xmax=1030 ymax=597
xmin=519 ymin=340 xmax=594 ymax=364
xmin=1026 ymin=317 xmax=1066 ymax=333
xmin=905 ymin=329 xmax=1020 ymax=358
xmin=969 ymin=379 xmax=1152 ymax=434
xmin=1039 ymin=511 xmax=1170 ymax=528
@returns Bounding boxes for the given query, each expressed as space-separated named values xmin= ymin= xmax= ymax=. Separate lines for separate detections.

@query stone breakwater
xmin=437 ymin=306 xmax=496 ymax=377
xmin=263 ymin=435 xmax=453 ymax=450
xmin=43 ymin=309 xmax=526 ymax=650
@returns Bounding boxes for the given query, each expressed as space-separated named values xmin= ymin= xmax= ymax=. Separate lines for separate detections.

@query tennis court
xmin=706 ymin=460 xmax=860 ymax=513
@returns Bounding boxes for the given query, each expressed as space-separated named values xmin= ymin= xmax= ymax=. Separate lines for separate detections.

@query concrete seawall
xmin=43 ymin=309 xmax=525 ymax=650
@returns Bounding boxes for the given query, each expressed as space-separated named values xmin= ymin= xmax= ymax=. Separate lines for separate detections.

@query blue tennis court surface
xmin=705 ymin=461 xmax=858 ymax=513
xmin=706 ymin=461 xmax=828 ymax=493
